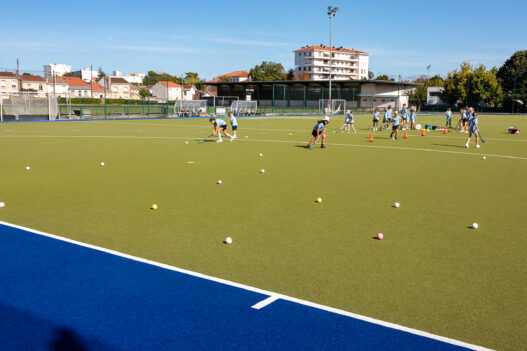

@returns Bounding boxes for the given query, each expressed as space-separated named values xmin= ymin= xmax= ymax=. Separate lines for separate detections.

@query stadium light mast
xmin=327 ymin=6 xmax=339 ymax=112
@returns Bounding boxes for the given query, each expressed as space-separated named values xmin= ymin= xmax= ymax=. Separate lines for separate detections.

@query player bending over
xmin=390 ymin=112 xmax=401 ymax=140
xmin=372 ymin=108 xmax=380 ymax=130
xmin=465 ymin=112 xmax=480 ymax=148
xmin=228 ymin=112 xmax=238 ymax=141
xmin=209 ymin=117 xmax=232 ymax=143
xmin=307 ymin=116 xmax=330 ymax=149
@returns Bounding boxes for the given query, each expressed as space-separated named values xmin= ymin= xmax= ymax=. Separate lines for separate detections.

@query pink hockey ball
xmin=217 ymin=180 xmax=222 ymax=185
xmin=377 ymin=233 xmax=384 ymax=240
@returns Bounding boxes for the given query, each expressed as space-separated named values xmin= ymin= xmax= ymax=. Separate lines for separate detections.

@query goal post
xmin=1 ymin=92 xmax=58 ymax=121
xmin=174 ymin=100 xmax=208 ymax=117
xmin=319 ymin=99 xmax=346 ymax=116
xmin=230 ymin=101 xmax=257 ymax=116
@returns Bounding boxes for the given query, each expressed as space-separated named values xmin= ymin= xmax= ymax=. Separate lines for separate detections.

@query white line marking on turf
xmin=2 ymin=135 xmax=526 ymax=160
xmin=0 ymin=220 xmax=493 ymax=351
xmin=251 ymin=295 xmax=280 ymax=310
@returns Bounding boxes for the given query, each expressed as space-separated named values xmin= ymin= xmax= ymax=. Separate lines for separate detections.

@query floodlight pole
xmin=512 ymin=72 xmax=517 ymax=114
xmin=327 ymin=6 xmax=339 ymax=112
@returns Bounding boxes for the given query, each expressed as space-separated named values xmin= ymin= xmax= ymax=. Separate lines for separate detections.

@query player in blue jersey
xmin=465 ymin=112 xmax=481 ymax=148
xmin=390 ymin=112 xmax=401 ymax=140
xmin=402 ymin=104 xmax=410 ymax=130
xmin=340 ymin=110 xmax=356 ymax=133
xmin=445 ymin=108 xmax=453 ymax=129
xmin=386 ymin=105 xmax=393 ymax=130
xmin=209 ymin=117 xmax=232 ymax=143
xmin=227 ymin=112 xmax=238 ymax=141
xmin=410 ymin=109 xmax=416 ymax=130
xmin=372 ymin=108 xmax=380 ymax=130
xmin=307 ymin=116 xmax=330 ymax=149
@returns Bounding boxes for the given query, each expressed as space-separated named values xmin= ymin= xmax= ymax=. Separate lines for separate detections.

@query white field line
xmin=251 ymin=295 xmax=280 ymax=310
xmin=0 ymin=220 xmax=492 ymax=351
xmin=2 ymin=134 xmax=526 ymax=160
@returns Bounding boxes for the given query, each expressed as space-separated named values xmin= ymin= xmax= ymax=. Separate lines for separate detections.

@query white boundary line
xmin=251 ymin=295 xmax=280 ymax=310
xmin=0 ymin=220 xmax=492 ymax=351
xmin=3 ymin=134 xmax=525 ymax=160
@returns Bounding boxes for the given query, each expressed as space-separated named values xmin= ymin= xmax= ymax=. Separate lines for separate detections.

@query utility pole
xmin=327 ymin=6 xmax=339 ymax=113
xmin=90 ymin=64 xmax=93 ymax=98
xmin=147 ymin=75 xmax=150 ymax=118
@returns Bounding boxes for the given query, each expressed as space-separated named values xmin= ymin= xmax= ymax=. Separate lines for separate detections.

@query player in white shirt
xmin=372 ymin=108 xmax=380 ymax=131
xmin=227 ymin=112 xmax=238 ymax=141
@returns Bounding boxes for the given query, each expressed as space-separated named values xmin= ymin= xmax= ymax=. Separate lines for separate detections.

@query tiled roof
xmin=220 ymin=71 xmax=249 ymax=78
xmin=294 ymin=45 xmax=369 ymax=55
xmin=91 ymin=83 xmax=106 ymax=91
xmin=106 ymin=77 xmax=129 ymax=84
xmin=19 ymin=75 xmax=46 ymax=82
xmin=60 ymin=76 xmax=91 ymax=87
xmin=159 ymin=81 xmax=181 ymax=87
xmin=0 ymin=71 xmax=17 ymax=78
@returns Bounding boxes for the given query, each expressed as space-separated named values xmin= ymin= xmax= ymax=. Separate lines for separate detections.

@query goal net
xmin=319 ymin=99 xmax=346 ymax=115
xmin=174 ymin=100 xmax=208 ymax=117
xmin=1 ymin=93 xmax=59 ymax=121
xmin=230 ymin=101 xmax=257 ymax=115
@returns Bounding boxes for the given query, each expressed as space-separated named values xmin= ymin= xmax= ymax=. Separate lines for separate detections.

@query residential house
xmin=183 ymin=85 xmax=198 ymax=100
xmin=46 ymin=77 xmax=70 ymax=97
xmin=44 ymin=63 xmax=71 ymax=78
xmin=0 ymin=72 xmax=19 ymax=95
xmin=98 ymin=77 xmax=131 ymax=99
xmin=19 ymin=75 xmax=47 ymax=97
xmin=151 ymin=81 xmax=182 ymax=101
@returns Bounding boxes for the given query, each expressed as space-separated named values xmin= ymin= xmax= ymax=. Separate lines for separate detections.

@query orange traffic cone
xmin=443 ymin=128 xmax=448 ymax=134
xmin=403 ymin=131 xmax=408 ymax=139
xmin=421 ymin=129 xmax=426 ymax=136
xmin=369 ymin=134 xmax=373 ymax=142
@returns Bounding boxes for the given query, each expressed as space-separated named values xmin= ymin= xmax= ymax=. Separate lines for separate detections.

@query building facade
xmin=0 ymin=72 xmax=20 ymax=95
xmin=44 ymin=63 xmax=72 ymax=78
xmin=294 ymin=45 xmax=369 ymax=80
xmin=205 ymin=80 xmax=416 ymax=111
xmin=19 ymin=75 xmax=47 ymax=97
xmin=151 ymin=81 xmax=182 ymax=101
xmin=98 ymin=77 xmax=131 ymax=99
xmin=71 ymin=68 xmax=99 ymax=82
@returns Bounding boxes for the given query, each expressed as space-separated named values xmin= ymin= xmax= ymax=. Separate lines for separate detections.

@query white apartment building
xmin=44 ymin=63 xmax=72 ymax=78
xmin=122 ymin=72 xmax=146 ymax=84
xmin=294 ymin=45 xmax=369 ymax=80
xmin=71 ymin=68 xmax=99 ymax=82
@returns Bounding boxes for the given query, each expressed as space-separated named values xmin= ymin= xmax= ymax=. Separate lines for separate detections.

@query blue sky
xmin=1 ymin=0 xmax=525 ymax=80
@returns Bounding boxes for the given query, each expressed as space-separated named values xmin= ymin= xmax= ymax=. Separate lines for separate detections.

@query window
xmin=112 ymin=86 xmax=118 ymax=92
xmin=1 ymin=80 xmax=5 ymax=87
xmin=12 ymin=81 xmax=16 ymax=88
xmin=84 ymin=91 xmax=88 ymax=96
xmin=78 ymin=91 xmax=82 ymax=97
xmin=39 ymin=84 xmax=43 ymax=90
xmin=123 ymin=87 xmax=129 ymax=93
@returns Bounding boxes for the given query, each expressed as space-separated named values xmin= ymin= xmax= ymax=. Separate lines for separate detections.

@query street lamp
xmin=327 ymin=6 xmax=339 ymax=113
xmin=426 ymin=65 xmax=431 ymax=82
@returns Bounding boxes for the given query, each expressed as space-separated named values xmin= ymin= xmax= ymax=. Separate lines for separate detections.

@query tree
xmin=97 ymin=67 xmax=106 ymax=79
xmin=62 ymin=72 xmax=75 ymax=77
xmin=406 ymin=85 xmax=428 ymax=110
xmin=497 ymin=50 xmax=527 ymax=112
xmin=293 ymin=71 xmax=310 ymax=80
xmin=428 ymin=75 xmax=445 ymax=87
xmin=368 ymin=71 xmax=374 ymax=80
xmin=375 ymin=74 xmax=395 ymax=81
xmin=442 ymin=62 xmax=503 ymax=108
xmin=139 ymin=88 xmax=151 ymax=98
xmin=249 ymin=61 xmax=285 ymax=81
xmin=286 ymin=69 xmax=295 ymax=80
xmin=184 ymin=72 xmax=204 ymax=90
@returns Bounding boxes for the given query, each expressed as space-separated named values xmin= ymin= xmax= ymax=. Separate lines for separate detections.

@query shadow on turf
xmin=50 ymin=329 xmax=87 ymax=351
xmin=431 ymin=143 xmax=466 ymax=149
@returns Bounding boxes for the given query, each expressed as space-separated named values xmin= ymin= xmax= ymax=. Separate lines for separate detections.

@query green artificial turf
xmin=0 ymin=114 xmax=526 ymax=350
